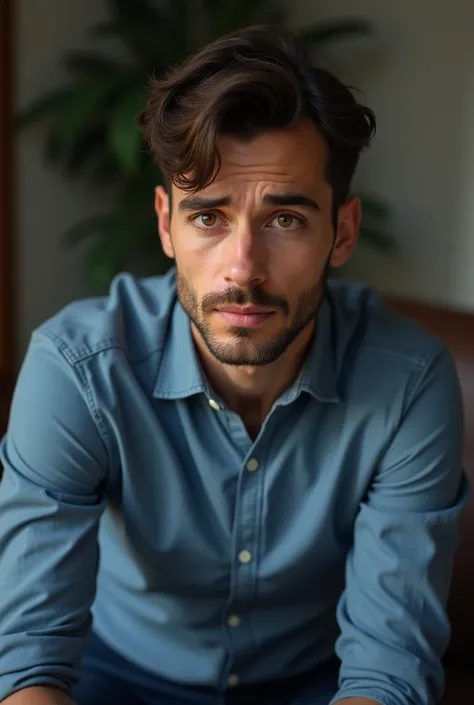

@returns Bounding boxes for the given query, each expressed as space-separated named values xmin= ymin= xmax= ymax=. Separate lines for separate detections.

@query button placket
xmin=227 ymin=673 xmax=240 ymax=688
xmin=208 ymin=398 xmax=221 ymax=411
xmin=237 ymin=549 xmax=252 ymax=564
xmin=246 ymin=458 xmax=259 ymax=472
xmin=227 ymin=614 xmax=241 ymax=627
xmin=222 ymin=445 xmax=266 ymax=689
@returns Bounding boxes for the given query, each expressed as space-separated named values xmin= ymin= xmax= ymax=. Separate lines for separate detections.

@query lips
xmin=218 ymin=306 xmax=272 ymax=315
xmin=217 ymin=307 xmax=275 ymax=327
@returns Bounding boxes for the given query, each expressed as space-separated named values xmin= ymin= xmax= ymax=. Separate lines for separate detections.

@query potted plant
xmin=19 ymin=0 xmax=393 ymax=287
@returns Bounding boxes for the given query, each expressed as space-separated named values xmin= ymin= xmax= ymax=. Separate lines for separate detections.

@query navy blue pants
xmin=72 ymin=632 xmax=339 ymax=705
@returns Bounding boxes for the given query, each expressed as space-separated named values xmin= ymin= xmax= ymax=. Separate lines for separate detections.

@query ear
xmin=155 ymin=185 xmax=174 ymax=259
xmin=329 ymin=196 xmax=361 ymax=269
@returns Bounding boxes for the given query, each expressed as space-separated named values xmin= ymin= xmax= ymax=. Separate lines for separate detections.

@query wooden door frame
xmin=0 ymin=0 xmax=15 ymax=432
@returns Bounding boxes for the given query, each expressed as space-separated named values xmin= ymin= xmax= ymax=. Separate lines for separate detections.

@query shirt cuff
xmin=329 ymin=688 xmax=402 ymax=705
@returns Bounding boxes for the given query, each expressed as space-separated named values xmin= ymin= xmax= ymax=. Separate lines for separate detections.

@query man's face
xmin=155 ymin=119 xmax=360 ymax=366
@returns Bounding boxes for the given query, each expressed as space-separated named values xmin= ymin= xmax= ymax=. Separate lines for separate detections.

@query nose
xmin=222 ymin=225 xmax=268 ymax=289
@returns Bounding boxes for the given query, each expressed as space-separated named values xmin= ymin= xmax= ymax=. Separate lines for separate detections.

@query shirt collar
xmin=153 ymin=299 xmax=207 ymax=400
xmin=153 ymin=292 xmax=340 ymax=404
xmin=278 ymin=296 xmax=340 ymax=406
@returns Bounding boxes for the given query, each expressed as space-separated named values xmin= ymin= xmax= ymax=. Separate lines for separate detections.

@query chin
xmin=207 ymin=335 xmax=286 ymax=367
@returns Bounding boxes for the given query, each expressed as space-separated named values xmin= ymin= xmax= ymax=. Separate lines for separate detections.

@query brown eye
xmin=277 ymin=214 xmax=294 ymax=228
xmin=268 ymin=213 xmax=304 ymax=231
xmin=192 ymin=212 xmax=226 ymax=231
xmin=200 ymin=213 xmax=217 ymax=226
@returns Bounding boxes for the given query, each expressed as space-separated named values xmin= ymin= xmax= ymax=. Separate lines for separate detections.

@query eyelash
xmin=191 ymin=212 xmax=305 ymax=232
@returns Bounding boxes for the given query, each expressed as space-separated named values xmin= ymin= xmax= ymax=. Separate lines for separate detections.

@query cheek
xmin=171 ymin=228 xmax=204 ymax=273
xmin=272 ymin=238 xmax=328 ymax=284
xmin=174 ymin=224 xmax=217 ymax=263
xmin=173 ymin=236 xmax=220 ymax=299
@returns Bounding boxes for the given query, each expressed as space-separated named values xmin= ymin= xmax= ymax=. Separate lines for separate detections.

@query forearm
xmin=336 ymin=698 xmax=380 ymax=705
xmin=1 ymin=686 xmax=75 ymax=705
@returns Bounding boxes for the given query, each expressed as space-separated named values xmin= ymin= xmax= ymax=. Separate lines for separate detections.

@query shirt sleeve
xmin=330 ymin=347 xmax=469 ymax=705
xmin=0 ymin=332 xmax=109 ymax=701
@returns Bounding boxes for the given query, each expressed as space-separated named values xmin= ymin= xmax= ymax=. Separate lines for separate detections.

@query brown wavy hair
xmin=137 ymin=25 xmax=376 ymax=212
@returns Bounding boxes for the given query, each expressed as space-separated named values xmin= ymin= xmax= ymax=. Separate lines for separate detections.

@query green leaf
xmin=250 ymin=0 xmax=286 ymax=25
xmin=25 ymin=76 xmax=125 ymax=165
xmin=359 ymin=193 xmax=391 ymax=221
xmin=88 ymin=156 xmax=123 ymax=188
xmin=63 ymin=204 xmax=150 ymax=250
xmin=64 ymin=199 xmax=168 ymax=286
xmin=91 ymin=1 xmax=189 ymax=65
xmin=209 ymin=0 xmax=269 ymax=36
xmin=119 ymin=184 xmax=153 ymax=214
xmin=92 ymin=16 xmax=177 ymax=63
xmin=84 ymin=237 xmax=123 ymax=287
xmin=16 ymin=87 xmax=73 ymax=128
xmin=80 ymin=204 xmax=156 ymax=286
xmin=109 ymin=85 xmax=148 ymax=174
xmin=359 ymin=225 xmax=396 ymax=252
xmin=52 ymin=79 xmax=118 ymax=154
xmin=92 ymin=19 xmax=180 ymax=66
xmin=43 ymin=127 xmax=63 ymax=164
xmin=62 ymin=214 xmax=120 ymax=246
xmin=90 ymin=20 xmax=150 ymax=50
xmin=299 ymin=18 xmax=373 ymax=48
xmin=90 ymin=19 xmax=126 ymax=39
xmin=111 ymin=0 xmax=163 ymax=26
xmin=65 ymin=51 xmax=131 ymax=77
xmin=261 ymin=8 xmax=286 ymax=25
xmin=63 ymin=125 xmax=109 ymax=175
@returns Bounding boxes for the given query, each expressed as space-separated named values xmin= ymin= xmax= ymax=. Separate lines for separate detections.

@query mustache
xmin=201 ymin=287 xmax=289 ymax=316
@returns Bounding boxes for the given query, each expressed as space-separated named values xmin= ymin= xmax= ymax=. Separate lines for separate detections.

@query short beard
xmin=176 ymin=272 xmax=323 ymax=367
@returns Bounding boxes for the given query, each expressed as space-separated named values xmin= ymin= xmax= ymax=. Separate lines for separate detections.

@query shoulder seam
xmin=39 ymin=327 xmax=165 ymax=366
xmin=39 ymin=330 xmax=114 ymax=454
xmin=404 ymin=346 xmax=450 ymax=410
xmin=360 ymin=343 xmax=439 ymax=368
xmin=42 ymin=329 xmax=124 ymax=365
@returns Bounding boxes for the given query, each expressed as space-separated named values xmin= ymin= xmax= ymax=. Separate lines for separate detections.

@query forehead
xmin=220 ymin=120 xmax=326 ymax=181
xmin=174 ymin=119 xmax=329 ymax=202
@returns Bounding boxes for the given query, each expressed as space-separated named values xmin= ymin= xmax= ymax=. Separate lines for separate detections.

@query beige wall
xmin=15 ymin=0 xmax=111 ymax=360
xmin=15 ymin=1 xmax=474 ymax=359
xmin=291 ymin=0 xmax=474 ymax=312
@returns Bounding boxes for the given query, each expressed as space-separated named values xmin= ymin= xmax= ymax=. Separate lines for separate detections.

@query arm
xmin=0 ymin=332 xmax=108 ymax=702
xmin=335 ymin=701 xmax=380 ymax=705
xmin=2 ymin=686 xmax=74 ymax=704
xmin=330 ymin=348 xmax=468 ymax=705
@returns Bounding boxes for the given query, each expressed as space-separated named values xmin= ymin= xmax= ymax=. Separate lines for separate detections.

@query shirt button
xmin=238 ymin=550 xmax=252 ymax=564
xmin=208 ymin=398 xmax=221 ymax=411
xmin=227 ymin=614 xmax=241 ymax=627
xmin=246 ymin=458 xmax=259 ymax=472
xmin=227 ymin=674 xmax=240 ymax=688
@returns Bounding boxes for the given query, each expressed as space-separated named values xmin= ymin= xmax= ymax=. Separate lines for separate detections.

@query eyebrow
xmin=177 ymin=192 xmax=321 ymax=213
xmin=178 ymin=196 xmax=232 ymax=213
xmin=263 ymin=192 xmax=321 ymax=212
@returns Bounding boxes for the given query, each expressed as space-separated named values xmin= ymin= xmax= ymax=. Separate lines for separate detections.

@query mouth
xmin=216 ymin=306 xmax=275 ymax=328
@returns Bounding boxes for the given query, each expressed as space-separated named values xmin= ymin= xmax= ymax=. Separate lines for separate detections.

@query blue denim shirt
xmin=0 ymin=270 xmax=467 ymax=705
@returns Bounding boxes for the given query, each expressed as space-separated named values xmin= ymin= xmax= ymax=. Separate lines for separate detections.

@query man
xmin=0 ymin=24 xmax=467 ymax=705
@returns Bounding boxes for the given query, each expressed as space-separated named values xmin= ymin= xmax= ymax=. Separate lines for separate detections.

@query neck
xmin=192 ymin=321 xmax=316 ymax=436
